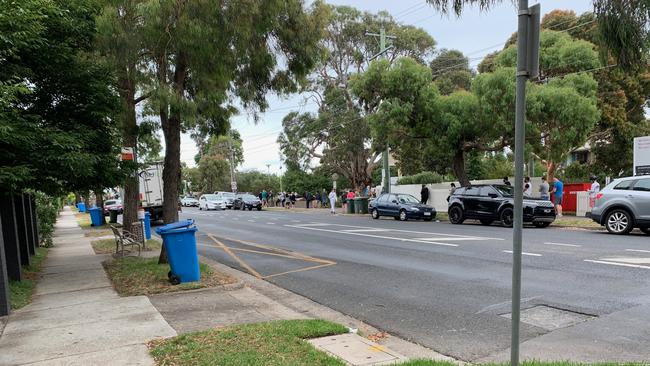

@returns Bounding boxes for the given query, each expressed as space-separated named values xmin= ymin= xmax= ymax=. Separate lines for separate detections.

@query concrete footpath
xmin=0 ymin=208 xmax=176 ymax=366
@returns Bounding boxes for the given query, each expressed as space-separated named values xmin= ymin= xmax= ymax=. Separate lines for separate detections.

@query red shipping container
xmin=551 ymin=183 xmax=590 ymax=212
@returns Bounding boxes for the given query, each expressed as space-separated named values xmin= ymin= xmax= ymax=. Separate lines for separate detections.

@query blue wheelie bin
xmin=143 ymin=212 xmax=152 ymax=240
xmin=77 ymin=202 xmax=86 ymax=213
xmin=155 ymin=220 xmax=200 ymax=284
xmin=89 ymin=207 xmax=103 ymax=226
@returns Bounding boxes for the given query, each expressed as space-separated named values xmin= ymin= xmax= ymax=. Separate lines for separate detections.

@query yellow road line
xmin=229 ymin=247 xmax=335 ymax=264
xmin=219 ymin=235 xmax=332 ymax=263
xmin=207 ymin=234 xmax=262 ymax=279
xmin=262 ymin=263 xmax=336 ymax=279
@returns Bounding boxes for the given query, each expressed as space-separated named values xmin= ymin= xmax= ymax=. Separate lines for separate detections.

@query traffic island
xmin=102 ymin=256 xmax=237 ymax=296
xmin=148 ymin=319 xmax=349 ymax=366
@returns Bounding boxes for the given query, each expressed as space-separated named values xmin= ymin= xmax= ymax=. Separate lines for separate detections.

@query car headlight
xmin=409 ymin=207 xmax=420 ymax=212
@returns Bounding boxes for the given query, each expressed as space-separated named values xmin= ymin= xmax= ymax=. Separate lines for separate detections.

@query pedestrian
xmin=420 ymin=184 xmax=429 ymax=204
xmin=450 ymin=183 xmax=457 ymax=195
xmin=523 ymin=176 xmax=532 ymax=197
xmin=305 ymin=191 xmax=312 ymax=209
xmin=315 ymin=191 xmax=321 ymax=208
xmin=341 ymin=191 xmax=347 ymax=210
xmin=268 ymin=190 xmax=274 ymax=207
xmin=503 ymin=176 xmax=511 ymax=186
xmin=539 ymin=176 xmax=550 ymax=200
xmin=588 ymin=175 xmax=600 ymax=208
xmin=328 ymin=189 xmax=337 ymax=214
xmin=552 ymin=176 xmax=564 ymax=217
xmin=280 ymin=191 xmax=286 ymax=208
xmin=290 ymin=192 xmax=296 ymax=208
xmin=261 ymin=190 xmax=268 ymax=207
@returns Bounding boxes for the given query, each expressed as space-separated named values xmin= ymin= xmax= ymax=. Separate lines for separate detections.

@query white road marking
xmin=248 ymin=220 xmax=255 ymax=222
xmin=600 ymin=257 xmax=650 ymax=264
xmin=414 ymin=237 xmax=486 ymax=241
xmin=291 ymin=220 xmax=301 ymax=223
xmin=267 ymin=222 xmax=275 ymax=225
xmin=585 ymin=259 xmax=650 ymax=270
xmin=625 ymin=249 xmax=650 ymax=253
xmin=342 ymin=228 xmax=390 ymax=232
xmin=502 ymin=250 xmax=542 ymax=257
xmin=294 ymin=223 xmax=503 ymax=241
xmin=543 ymin=242 xmax=581 ymax=248
xmin=285 ymin=224 xmax=459 ymax=247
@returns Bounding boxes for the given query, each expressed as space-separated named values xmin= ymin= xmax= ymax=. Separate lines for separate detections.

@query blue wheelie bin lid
xmin=155 ymin=219 xmax=194 ymax=235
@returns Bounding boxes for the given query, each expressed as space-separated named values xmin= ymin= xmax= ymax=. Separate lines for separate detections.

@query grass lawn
xmin=400 ymin=362 xmax=643 ymax=366
xmin=149 ymin=319 xmax=349 ymax=366
xmin=91 ymin=238 xmax=162 ymax=255
xmin=103 ymin=256 xmax=237 ymax=296
xmin=8 ymin=247 xmax=48 ymax=309
xmin=553 ymin=216 xmax=601 ymax=228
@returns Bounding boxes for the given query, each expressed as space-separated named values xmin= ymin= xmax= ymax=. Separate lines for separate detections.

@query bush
xmin=398 ymin=171 xmax=444 ymax=185
xmin=33 ymin=191 xmax=61 ymax=247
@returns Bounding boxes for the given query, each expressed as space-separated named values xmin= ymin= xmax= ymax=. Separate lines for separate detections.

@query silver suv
xmin=591 ymin=176 xmax=650 ymax=235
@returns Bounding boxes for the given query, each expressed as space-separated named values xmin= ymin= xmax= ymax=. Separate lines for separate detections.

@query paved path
xmin=180 ymin=207 xmax=650 ymax=362
xmin=0 ymin=207 xmax=176 ymax=365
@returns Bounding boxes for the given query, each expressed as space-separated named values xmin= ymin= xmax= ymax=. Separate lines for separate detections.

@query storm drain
xmin=501 ymin=305 xmax=595 ymax=331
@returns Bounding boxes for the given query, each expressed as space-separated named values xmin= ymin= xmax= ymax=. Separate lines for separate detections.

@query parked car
xmin=180 ymin=196 xmax=199 ymax=207
xmin=591 ymin=176 xmax=650 ymax=235
xmin=233 ymin=193 xmax=262 ymax=211
xmin=103 ymin=199 xmax=122 ymax=215
xmin=447 ymin=184 xmax=555 ymax=228
xmin=198 ymin=194 xmax=227 ymax=211
xmin=214 ymin=191 xmax=236 ymax=209
xmin=369 ymin=193 xmax=436 ymax=221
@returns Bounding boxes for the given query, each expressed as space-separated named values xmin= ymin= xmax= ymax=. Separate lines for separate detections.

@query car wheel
xmin=371 ymin=209 xmax=380 ymax=219
xmin=448 ymin=206 xmax=464 ymax=225
xmin=257 ymin=207 xmax=262 ymax=211
xmin=500 ymin=207 xmax=514 ymax=228
xmin=393 ymin=216 xmax=400 ymax=220
xmin=399 ymin=209 xmax=408 ymax=221
xmin=605 ymin=209 xmax=633 ymax=235
xmin=533 ymin=221 xmax=551 ymax=228
xmin=199 ymin=206 xmax=202 ymax=211
xmin=640 ymin=227 xmax=650 ymax=235
xmin=480 ymin=219 xmax=493 ymax=226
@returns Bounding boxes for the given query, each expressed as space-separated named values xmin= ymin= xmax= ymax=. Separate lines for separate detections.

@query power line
xmin=392 ymin=1 xmax=427 ymax=18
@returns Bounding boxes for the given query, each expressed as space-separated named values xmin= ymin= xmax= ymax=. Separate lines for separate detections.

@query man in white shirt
xmin=588 ymin=175 xmax=600 ymax=208
xmin=328 ymin=189 xmax=337 ymax=214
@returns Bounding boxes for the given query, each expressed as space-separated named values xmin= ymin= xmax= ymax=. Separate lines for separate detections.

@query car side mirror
xmin=488 ymin=193 xmax=498 ymax=198
xmin=391 ymin=200 xmax=398 ymax=204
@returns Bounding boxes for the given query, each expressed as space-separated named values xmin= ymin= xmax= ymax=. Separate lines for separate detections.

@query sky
xmin=174 ymin=0 xmax=593 ymax=174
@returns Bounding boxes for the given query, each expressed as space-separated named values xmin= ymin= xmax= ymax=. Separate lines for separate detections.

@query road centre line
xmin=285 ymin=224 xmax=459 ymax=247
xmin=267 ymin=222 xmax=275 ymax=225
xmin=414 ymin=237 xmax=487 ymax=241
xmin=502 ymin=250 xmax=542 ymax=257
xmin=626 ymin=249 xmax=650 ymax=253
xmin=293 ymin=222 xmax=503 ymax=241
xmin=584 ymin=259 xmax=650 ymax=270
xmin=342 ymin=228 xmax=390 ymax=232
xmin=543 ymin=242 xmax=582 ymax=247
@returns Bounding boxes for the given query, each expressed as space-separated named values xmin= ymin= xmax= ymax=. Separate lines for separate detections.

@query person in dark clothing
xmin=503 ymin=176 xmax=511 ymax=186
xmin=305 ymin=191 xmax=312 ymax=209
xmin=420 ymin=184 xmax=429 ymax=204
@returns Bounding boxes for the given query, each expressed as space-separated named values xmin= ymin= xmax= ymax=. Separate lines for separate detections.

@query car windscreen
xmin=242 ymin=194 xmax=258 ymax=200
xmin=493 ymin=185 xmax=513 ymax=196
xmin=396 ymin=194 xmax=419 ymax=204
xmin=105 ymin=200 xmax=116 ymax=205
xmin=223 ymin=192 xmax=235 ymax=198
xmin=203 ymin=194 xmax=218 ymax=200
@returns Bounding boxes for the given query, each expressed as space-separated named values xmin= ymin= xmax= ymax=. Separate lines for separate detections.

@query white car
xmin=181 ymin=196 xmax=199 ymax=207
xmin=199 ymin=194 xmax=227 ymax=210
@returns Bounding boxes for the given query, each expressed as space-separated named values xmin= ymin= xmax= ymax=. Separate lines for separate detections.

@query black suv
xmin=447 ymin=184 xmax=555 ymax=228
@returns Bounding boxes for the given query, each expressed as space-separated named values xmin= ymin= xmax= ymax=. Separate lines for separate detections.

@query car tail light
xmin=595 ymin=192 xmax=604 ymax=200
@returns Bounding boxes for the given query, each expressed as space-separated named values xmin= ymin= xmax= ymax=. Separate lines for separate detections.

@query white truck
xmin=138 ymin=162 xmax=164 ymax=221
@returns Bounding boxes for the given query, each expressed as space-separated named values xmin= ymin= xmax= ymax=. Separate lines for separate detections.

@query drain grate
xmin=501 ymin=305 xmax=595 ymax=331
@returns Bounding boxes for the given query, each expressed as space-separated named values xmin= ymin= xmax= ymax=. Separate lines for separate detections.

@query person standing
xmin=261 ymin=190 xmax=268 ymax=207
xmin=552 ymin=177 xmax=564 ymax=217
xmin=420 ymin=184 xmax=429 ymax=204
xmin=280 ymin=191 xmax=286 ymax=208
xmin=290 ymin=192 xmax=296 ymax=208
xmin=328 ymin=189 xmax=337 ymax=214
xmin=321 ymin=189 xmax=328 ymax=208
xmin=503 ymin=176 xmax=511 ymax=186
xmin=523 ymin=176 xmax=532 ymax=197
xmin=449 ymin=183 xmax=457 ymax=195
xmin=539 ymin=177 xmax=550 ymax=200
xmin=305 ymin=191 xmax=312 ymax=209
xmin=588 ymin=175 xmax=600 ymax=208
xmin=315 ymin=191 xmax=321 ymax=208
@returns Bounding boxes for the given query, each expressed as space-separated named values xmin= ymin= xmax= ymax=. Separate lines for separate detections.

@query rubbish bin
xmin=77 ymin=202 xmax=86 ymax=213
xmin=88 ymin=207 xmax=103 ymax=227
xmin=155 ymin=220 xmax=200 ymax=284
xmin=108 ymin=209 xmax=118 ymax=224
xmin=143 ymin=212 xmax=151 ymax=240
xmin=355 ymin=197 xmax=369 ymax=214
xmin=346 ymin=199 xmax=355 ymax=214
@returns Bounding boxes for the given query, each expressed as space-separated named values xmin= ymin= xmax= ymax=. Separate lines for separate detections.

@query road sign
xmin=121 ymin=147 xmax=134 ymax=161
xmin=633 ymin=136 xmax=650 ymax=175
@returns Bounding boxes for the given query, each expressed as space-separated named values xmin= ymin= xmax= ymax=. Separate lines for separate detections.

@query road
xmin=178 ymin=207 xmax=650 ymax=361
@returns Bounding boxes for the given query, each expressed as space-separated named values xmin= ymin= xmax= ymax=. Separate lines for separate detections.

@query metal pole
xmin=512 ymin=1 xmax=529 ymax=365
xmin=227 ymin=130 xmax=237 ymax=192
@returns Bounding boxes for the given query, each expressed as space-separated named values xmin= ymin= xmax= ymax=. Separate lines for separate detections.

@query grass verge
xmin=553 ymin=216 xmax=601 ymax=228
xmin=149 ymin=319 xmax=348 ymax=366
xmin=91 ymin=238 xmax=162 ymax=255
xmin=103 ymin=256 xmax=237 ymax=296
xmin=8 ymin=247 xmax=48 ymax=309
xmin=400 ymin=362 xmax=643 ymax=366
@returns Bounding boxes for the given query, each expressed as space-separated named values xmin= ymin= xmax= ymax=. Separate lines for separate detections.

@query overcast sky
xmin=174 ymin=0 xmax=593 ymax=174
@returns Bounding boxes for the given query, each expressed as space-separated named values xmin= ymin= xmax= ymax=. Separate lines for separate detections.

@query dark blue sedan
xmin=369 ymin=193 xmax=436 ymax=221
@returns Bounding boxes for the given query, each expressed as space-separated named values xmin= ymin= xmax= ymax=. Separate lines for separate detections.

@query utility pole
xmin=366 ymin=27 xmax=395 ymax=194
xmin=511 ymin=2 xmax=540 ymax=366
xmin=227 ymin=130 xmax=237 ymax=193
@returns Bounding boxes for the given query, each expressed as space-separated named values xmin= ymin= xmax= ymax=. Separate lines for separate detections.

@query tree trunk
xmin=121 ymin=93 xmax=139 ymax=230
xmin=546 ymin=160 xmax=557 ymax=183
xmin=94 ymin=189 xmax=106 ymax=225
xmin=452 ymin=150 xmax=470 ymax=186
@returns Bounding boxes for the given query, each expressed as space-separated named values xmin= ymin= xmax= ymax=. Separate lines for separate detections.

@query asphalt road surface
xmin=178 ymin=207 xmax=650 ymax=361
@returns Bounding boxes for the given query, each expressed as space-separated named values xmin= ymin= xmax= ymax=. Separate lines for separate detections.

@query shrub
xmin=398 ymin=171 xmax=444 ymax=185
xmin=33 ymin=191 xmax=60 ymax=247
